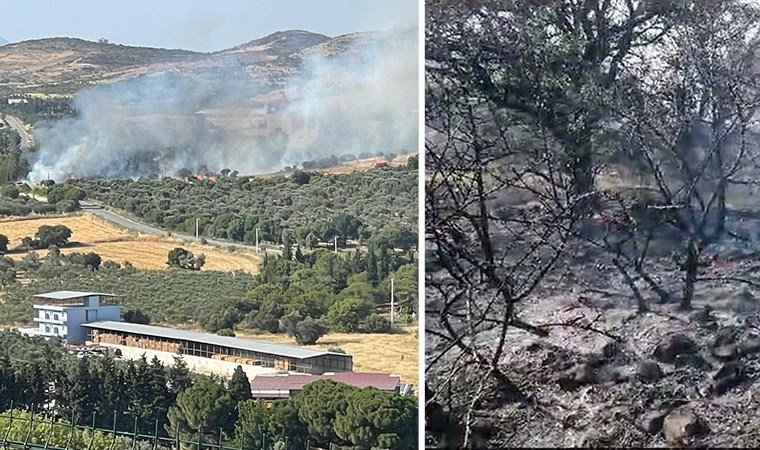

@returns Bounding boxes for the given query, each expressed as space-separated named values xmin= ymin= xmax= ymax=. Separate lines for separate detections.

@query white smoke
xmin=27 ymin=29 xmax=418 ymax=182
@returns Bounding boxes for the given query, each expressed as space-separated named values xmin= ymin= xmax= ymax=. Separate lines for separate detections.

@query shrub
xmin=35 ymin=225 xmax=72 ymax=248
xmin=364 ymin=313 xmax=391 ymax=333
xmin=1 ymin=184 xmax=19 ymax=199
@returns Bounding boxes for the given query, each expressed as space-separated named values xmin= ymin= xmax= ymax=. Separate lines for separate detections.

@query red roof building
xmin=249 ymin=372 xmax=402 ymax=398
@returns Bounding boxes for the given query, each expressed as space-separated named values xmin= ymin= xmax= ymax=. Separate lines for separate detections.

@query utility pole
xmin=334 ymin=235 xmax=338 ymax=254
xmin=255 ymin=228 xmax=259 ymax=250
xmin=195 ymin=218 xmax=199 ymax=243
xmin=390 ymin=277 xmax=395 ymax=328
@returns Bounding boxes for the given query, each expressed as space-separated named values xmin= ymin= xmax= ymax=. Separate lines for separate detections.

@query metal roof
xmin=249 ymin=372 xmax=401 ymax=391
xmin=35 ymin=291 xmax=113 ymax=300
xmin=83 ymin=321 xmax=349 ymax=360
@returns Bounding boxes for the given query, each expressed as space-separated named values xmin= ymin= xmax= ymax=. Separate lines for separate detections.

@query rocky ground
xmin=426 ymin=243 xmax=760 ymax=448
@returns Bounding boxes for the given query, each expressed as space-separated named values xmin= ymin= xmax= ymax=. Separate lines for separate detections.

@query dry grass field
xmin=238 ymin=326 xmax=419 ymax=386
xmin=316 ymin=154 xmax=413 ymax=174
xmin=258 ymin=154 xmax=413 ymax=178
xmin=0 ymin=214 xmax=261 ymax=272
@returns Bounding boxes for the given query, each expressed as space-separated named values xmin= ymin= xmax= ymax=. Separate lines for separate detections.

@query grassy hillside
xmin=0 ymin=30 xmax=355 ymax=97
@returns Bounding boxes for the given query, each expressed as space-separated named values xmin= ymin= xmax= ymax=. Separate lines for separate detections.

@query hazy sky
xmin=0 ymin=0 xmax=418 ymax=52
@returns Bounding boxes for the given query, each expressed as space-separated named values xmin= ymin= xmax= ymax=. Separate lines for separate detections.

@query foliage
xmin=282 ymin=313 xmax=330 ymax=345
xmin=292 ymin=380 xmax=355 ymax=446
xmin=0 ymin=256 xmax=255 ymax=325
xmin=35 ymin=224 xmax=72 ymax=248
xmin=166 ymin=378 xmax=235 ymax=444
xmin=123 ymin=309 xmax=151 ymax=324
xmin=0 ymin=330 xmax=417 ymax=449
xmin=0 ymin=409 xmax=133 ymax=450
xmin=228 ymin=366 xmax=252 ymax=404
xmin=326 ymin=297 xmax=374 ymax=332
xmin=0 ymin=195 xmax=57 ymax=216
xmin=333 ymin=387 xmax=418 ymax=449
xmin=0 ymin=95 xmax=74 ymax=123
xmin=0 ymin=234 xmax=7 ymax=253
xmin=0 ymin=183 xmax=18 ymax=199
xmin=364 ymin=313 xmax=391 ymax=333
xmin=166 ymin=247 xmax=205 ymax=270
xmin=65 ymin=251 xmax=102 ymax=270
xmin=0 ymin=125 xmax=24 ymax=183
xmin=235 ymin=399 xmax=308 ymax=450
xmin=47 ymin=185 xmax=86 ymax=205
xmin=72 ymin=164 xmax=417 ymax=246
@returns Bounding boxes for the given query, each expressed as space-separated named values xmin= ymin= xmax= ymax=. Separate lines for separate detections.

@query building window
xmin=45 ymin=326 xmax=50 ymax=333
xmin=45 ymin=312 xmax=50 ymax=320
xmin=53 ymin=313 xmax=59 ymax=321
xmin=54 ymin=327 xmax=59 ymax=334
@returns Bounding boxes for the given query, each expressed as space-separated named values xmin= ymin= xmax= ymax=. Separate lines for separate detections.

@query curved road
xmin=4 ymin=115 xmax=33 ymax=149
xmin=80 ymin=201 xmax=282 ymax=256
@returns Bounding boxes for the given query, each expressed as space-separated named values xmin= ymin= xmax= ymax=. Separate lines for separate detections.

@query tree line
xmin=0 ymin=121 xmax=25 ymax=183
xmin=0 ymin=181 xmax=85 ymax=216
xmin=0 ymin=331 xmax=417 ymax=449
xmin=0 ymin=240 xmax=417 ymax=339
xmin=70 ymin=161 xmax=417 ymax=247
xmin=0 ymin=250 xmax=256 ymax=326
xmin=199 ymin=243 xmax=418 ymax=340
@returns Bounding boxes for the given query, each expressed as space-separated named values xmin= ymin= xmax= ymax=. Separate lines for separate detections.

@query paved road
xmin=80 ymin=201 xmax=283 ymax=256
xmin=4 ymin=115 xmax=33 ymax=149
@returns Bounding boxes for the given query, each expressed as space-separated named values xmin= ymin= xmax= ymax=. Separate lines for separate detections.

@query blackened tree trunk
xmin=681 ymin=239 xmax=699 ymax=310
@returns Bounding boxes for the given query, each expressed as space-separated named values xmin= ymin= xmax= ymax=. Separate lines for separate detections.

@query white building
xmin=18 ymin=291 xmax=122 ymax=344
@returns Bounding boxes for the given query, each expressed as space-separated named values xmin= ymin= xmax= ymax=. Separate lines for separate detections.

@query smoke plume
xmin=28 ymin=29 xmax=418 ymax=182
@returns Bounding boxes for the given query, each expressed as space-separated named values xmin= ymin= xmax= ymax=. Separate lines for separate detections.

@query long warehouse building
xmin=83 ymin=321 xmax=352 ymax=375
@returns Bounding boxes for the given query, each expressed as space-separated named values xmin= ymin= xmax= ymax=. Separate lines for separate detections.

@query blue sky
xmin=0 ymin=0 xmax=418 ymax=52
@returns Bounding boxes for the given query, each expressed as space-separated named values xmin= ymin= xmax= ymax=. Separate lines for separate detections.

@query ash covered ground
xmin=426 ymin=232 xmax=760 ymax=448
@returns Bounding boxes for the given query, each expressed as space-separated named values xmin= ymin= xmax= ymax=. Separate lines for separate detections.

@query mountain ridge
xmin=0 ymin=29 xmax=386 ymax=96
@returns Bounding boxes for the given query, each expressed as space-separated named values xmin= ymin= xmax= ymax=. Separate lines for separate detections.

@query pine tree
xmin=19 ymin=361 xmax=46 ymax=408
xmin=65 ymin=357 xmax=93 ymax=424
xmin=98 ymin=357 xmax=130 ymax=430
xmin=0 ymin=353 xmax=13 ymax=411
xmin=126 ymin=357 xmax=152 ymax=430
xmin=168 ymin=356 xmax=192 ymax=397
xmin=228 ymin=366 xmax=252 ymax=403
xmin=166 ymin=378 xmax=235 ymax=443
xmin=147 ymin=356 xmax=171 ymax=430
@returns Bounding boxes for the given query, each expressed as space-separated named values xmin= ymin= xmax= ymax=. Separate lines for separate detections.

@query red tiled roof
xmin=249 ymin=372 xmax=400 ymax=393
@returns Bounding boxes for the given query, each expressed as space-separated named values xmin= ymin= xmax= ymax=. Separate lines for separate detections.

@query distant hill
xmin=0 ymin=36 xmax=8 ymax=46
xmin=213 ymin=30 xmax=329 ymax=63
xmin=0 ymin=37 xmax=205 ymax=95
xmin=0 ymin=30 xmax=383 ymax=96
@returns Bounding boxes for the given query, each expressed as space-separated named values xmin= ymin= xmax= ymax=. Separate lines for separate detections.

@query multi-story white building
xmin=18 ymin=291 xmax=122 ymax=344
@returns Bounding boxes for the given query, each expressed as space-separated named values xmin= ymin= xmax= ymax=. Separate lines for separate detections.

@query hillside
xmin=0 ymin=30 xmax=372 ymax=96
xmin=0 ymin=37 xmax=205 ymax=95
xmin=213 ymin=30 xmax=330 ymax=63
